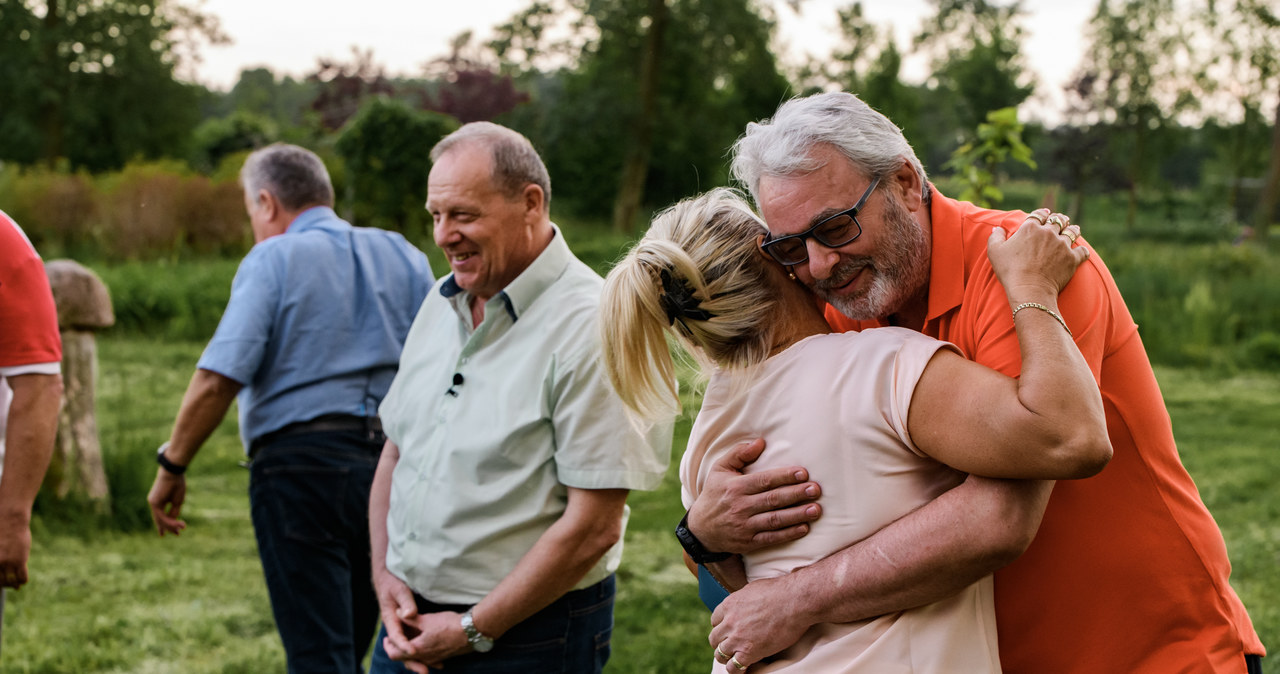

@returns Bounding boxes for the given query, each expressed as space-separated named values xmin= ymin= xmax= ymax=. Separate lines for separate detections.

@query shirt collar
xmin=923 ymin=185 xmax=965 ymax=324
xmin=439 ymin=223 xmax=571 ymax=323
xmin=285 ymin=206 xmax=348 ymax=234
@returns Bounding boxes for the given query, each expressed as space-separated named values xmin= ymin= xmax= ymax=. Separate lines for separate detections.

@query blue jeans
xmin=370 ymin=575 xmax=616 ymax=674
xmin=249 ymin=429 xmax=383 ymax=673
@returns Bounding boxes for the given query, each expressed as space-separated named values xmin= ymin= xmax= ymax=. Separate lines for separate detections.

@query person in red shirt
xmin=686 ymin=93 xmax=1264 ymax=673
xmin=0 ymin=209 xmax=64 ymax=650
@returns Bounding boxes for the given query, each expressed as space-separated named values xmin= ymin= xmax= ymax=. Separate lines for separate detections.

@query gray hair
xmin=430 ymin=122 xmax=552 ymax=212
xmin=600 ymin=188 xmax=777 ymax=421
xmin=730 ymin=92 xmax=928 ymax=206
xmin=240 ymin=143 xmax=335 ymax=211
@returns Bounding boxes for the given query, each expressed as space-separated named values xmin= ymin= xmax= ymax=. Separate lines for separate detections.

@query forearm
xmin=471 ymin=488 xmax=628 ymax=638
xmin=779 ymin=475 xmax=1050 ymax=625
xmin=165 ymin=369 xmax=241 ymax=464
xmin=369 ymin=440 xmax=399 ymax=576
xmin=0 ymin=374 xmax=63 ymax=519
xmin=704 ymin=555 xmax=748 ymax=592
xmin=1006 ymin=288 xmax=1110 ymax=471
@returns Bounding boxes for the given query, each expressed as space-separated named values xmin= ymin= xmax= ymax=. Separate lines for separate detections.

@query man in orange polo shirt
xmin=685 ymin=92 xmax=1264 ymax=672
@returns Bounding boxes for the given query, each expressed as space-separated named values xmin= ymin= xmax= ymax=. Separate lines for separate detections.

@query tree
xmin=914 ymin=0 xmax=1034 ymax=132
xmin=418 ymin=33 xmax=532 ymax=124
xmin=334 ymin=97 xmax=457 ymax=239
xmin=307 ymin=48 xmax=394 ymax=131
xmin=1203 ymin=0 xmax=1280 ymax=242
xmin=542 ymin=0 xmax=790 ymax=220
xmin=0 ymin=0 xmax=226 ymax=171
xmin=1067 ymin=0 xmax=1191 ymax=229
xmin=944 ymin=106 xmax=1036 ymax=207
xmin=612 ymin=0 xmax=669 ymax=232
xmin=189 ymin=110 xmax=278 ymax=173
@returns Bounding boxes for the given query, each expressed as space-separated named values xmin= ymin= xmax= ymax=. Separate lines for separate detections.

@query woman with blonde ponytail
xmin=600 ymin=188 xmax=1111 ymax=673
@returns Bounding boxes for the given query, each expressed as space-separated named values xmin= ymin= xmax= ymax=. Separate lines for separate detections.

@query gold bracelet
xmin=1011 ymin=302 xmax=1072 ymax=337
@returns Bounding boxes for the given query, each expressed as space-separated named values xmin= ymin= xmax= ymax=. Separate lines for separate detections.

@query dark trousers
xmin=370 ymin=575 xmax=616 ymax=674
xmin=249 ymin=428 xmax=383 ymax=674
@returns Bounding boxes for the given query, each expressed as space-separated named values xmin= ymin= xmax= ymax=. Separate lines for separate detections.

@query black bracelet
xmin=156 ymin=442 xmax=188 ymax=476
xmin=675 ymin=511 xmax=732 ymax=565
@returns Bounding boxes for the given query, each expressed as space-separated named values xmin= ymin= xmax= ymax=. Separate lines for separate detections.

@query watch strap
xmin=460 ymin=608 xmax=494 ymax=652
xmin=156 ymin=442 xmax=188 ymax=475
xmin=675 ymin=511 xmax=732 ymax=565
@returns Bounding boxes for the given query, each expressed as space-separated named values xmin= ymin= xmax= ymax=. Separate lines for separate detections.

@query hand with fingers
xmin=146 ymin=470 xmax=188 ymax=537
xmin=709 ymin=574 xmax=811 ymax=673
xmin=0 ymin=519 xmax=32 ymax=588
xmin=989 ymin=208 xmax=1091 ymax=302
xmin=685 ymin=439 xmax=823 ymax=555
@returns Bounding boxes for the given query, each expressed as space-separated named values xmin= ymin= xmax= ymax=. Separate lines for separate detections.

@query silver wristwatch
xmin=460 ymin=608 xmax=494 ymax=653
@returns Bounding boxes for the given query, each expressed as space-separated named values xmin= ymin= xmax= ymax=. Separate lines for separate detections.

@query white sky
xmin=188 ymin=0 xmax=1094 ymax=122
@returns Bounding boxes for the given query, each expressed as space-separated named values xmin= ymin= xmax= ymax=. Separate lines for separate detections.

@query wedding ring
xmin=731 ymin=655 xmax=748 ymax=670
xmin=1027 ymin=211 xmax=1048 ymax=225
xmin=715 ymin=646 xmax=729 ymax=662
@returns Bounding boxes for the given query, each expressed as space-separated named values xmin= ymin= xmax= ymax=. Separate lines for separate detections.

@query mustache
xmin=814 ymin=257 xmax=872 ymax=291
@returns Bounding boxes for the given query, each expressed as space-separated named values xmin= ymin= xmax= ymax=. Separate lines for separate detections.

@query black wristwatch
xmin=156 ymin=442 xmax=188 ymax=476
xmin=675 ymin=511 xmax=732 ymax=565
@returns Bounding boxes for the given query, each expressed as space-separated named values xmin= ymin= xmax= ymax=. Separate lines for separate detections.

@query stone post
xmin=43 ymin=260 xmax=114 ymax=509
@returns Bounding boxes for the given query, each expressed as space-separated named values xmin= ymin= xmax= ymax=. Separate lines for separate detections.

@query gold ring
xmin=731 ymin=655 xmax=748 ymax=671
xmin=1027 ymin=211 xmax=1048 ymax=225
xmin=1065 ymin=230 xmax=1079 ymax=243
xmin=715 ymin=646 xmax=729 ymax=661
xmin=1046 ymin=214 xmax=1066 ymax=230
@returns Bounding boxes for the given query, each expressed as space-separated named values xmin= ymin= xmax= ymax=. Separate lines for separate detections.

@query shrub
xmin=0 ymin=160 xmax=249 ymax=262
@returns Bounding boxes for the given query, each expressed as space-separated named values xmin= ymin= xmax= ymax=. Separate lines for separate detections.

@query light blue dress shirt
xmin=198 ymin=206 xmax=433 ymax=451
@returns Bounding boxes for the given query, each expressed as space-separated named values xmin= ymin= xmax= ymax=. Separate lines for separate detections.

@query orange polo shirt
xmin=827 ymin=189 xmax=1263 ymax=673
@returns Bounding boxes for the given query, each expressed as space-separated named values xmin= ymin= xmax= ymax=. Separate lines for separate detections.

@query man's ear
xmin=892 ymin=158 xmax=923 ymax=213
xmin=522 ymin=183 xmax=545 ymax=220
xmin=258 ymin=189 xmax=280 ymax=220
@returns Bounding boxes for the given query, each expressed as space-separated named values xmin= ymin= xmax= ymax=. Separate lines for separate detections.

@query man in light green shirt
xmin=368 ymin=122 xmax=671 ymax=674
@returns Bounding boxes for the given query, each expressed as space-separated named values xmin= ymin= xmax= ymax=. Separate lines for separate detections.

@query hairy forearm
xmin=777 ymin=476 xmax=1050 ymax=625
xmin=0 ymin=374 xmax=63 ymax=519
xmin=471 ymin=489 xmax=628 ymax=638
xmin=166 ymin=369 xmax=241 ymax=464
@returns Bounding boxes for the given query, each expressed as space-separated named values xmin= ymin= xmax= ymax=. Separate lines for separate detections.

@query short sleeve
xmin=0 ymin=219 xmax=62 ymax=368
xmin=550 ymin=337 xmax=672 ymax=492
xmin=964 ymin=236 xmax=1115 ymax=384
xmin=847 ymin=328 xmax=960 ymax=458
xmin=196 ymin=246 xmax=281 ymax=385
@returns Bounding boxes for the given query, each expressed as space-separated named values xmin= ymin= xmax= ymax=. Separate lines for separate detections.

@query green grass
xmin=7 ymin=337 xmax=1277 ymax=672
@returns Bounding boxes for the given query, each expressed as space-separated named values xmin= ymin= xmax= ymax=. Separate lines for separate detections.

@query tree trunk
xmin=611 ymin=0 xmax=669 ymax=233
xmin=40 ymin=0 xmax=65 ymax=166
xmin=1252 ymin=99 xmax=1280 ymax=246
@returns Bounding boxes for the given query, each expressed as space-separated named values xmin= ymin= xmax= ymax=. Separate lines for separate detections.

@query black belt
xmin=249 ymin=414 xmax=382 ymax=457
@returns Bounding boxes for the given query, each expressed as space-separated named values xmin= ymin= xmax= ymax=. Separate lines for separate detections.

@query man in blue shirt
xmin=146 ymin=143 xmax=434 ymax=672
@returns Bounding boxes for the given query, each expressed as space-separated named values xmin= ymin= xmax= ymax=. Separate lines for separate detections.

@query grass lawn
xmin=4 ymin=336 xmax=1277 ymax=672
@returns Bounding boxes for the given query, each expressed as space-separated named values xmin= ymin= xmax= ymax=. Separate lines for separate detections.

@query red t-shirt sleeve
xmin=0 ymin=215 xmax=62 ymax=367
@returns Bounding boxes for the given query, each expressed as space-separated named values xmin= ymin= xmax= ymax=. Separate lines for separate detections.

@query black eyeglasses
xmin=761 ymin=176 xmax=880 ymax=266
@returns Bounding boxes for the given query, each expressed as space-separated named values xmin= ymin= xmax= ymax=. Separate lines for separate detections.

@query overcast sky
xmin=189 ymin=0 xmax=1094 ymax=122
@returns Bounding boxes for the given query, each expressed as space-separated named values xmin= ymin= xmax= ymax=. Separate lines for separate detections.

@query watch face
xmin=472 ymin=637 xmax=494 ymax=653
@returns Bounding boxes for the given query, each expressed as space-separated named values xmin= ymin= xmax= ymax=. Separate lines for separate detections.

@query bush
xmin=95 ymin=258 xmax=240 ymax=340
xmin=0 ymin=160 xmax=249 ymax=261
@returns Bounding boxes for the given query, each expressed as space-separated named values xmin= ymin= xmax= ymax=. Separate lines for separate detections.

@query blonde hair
xmin=601 ymin=188 xmax=779 ymax=421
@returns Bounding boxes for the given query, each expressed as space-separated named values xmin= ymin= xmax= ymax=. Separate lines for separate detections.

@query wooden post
xmin=42 ymin=260 xmax=114 ymax=509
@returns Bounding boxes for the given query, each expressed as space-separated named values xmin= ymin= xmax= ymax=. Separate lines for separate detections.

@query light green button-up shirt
xmin=379 ymin=226 xmax=672 ymax=604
